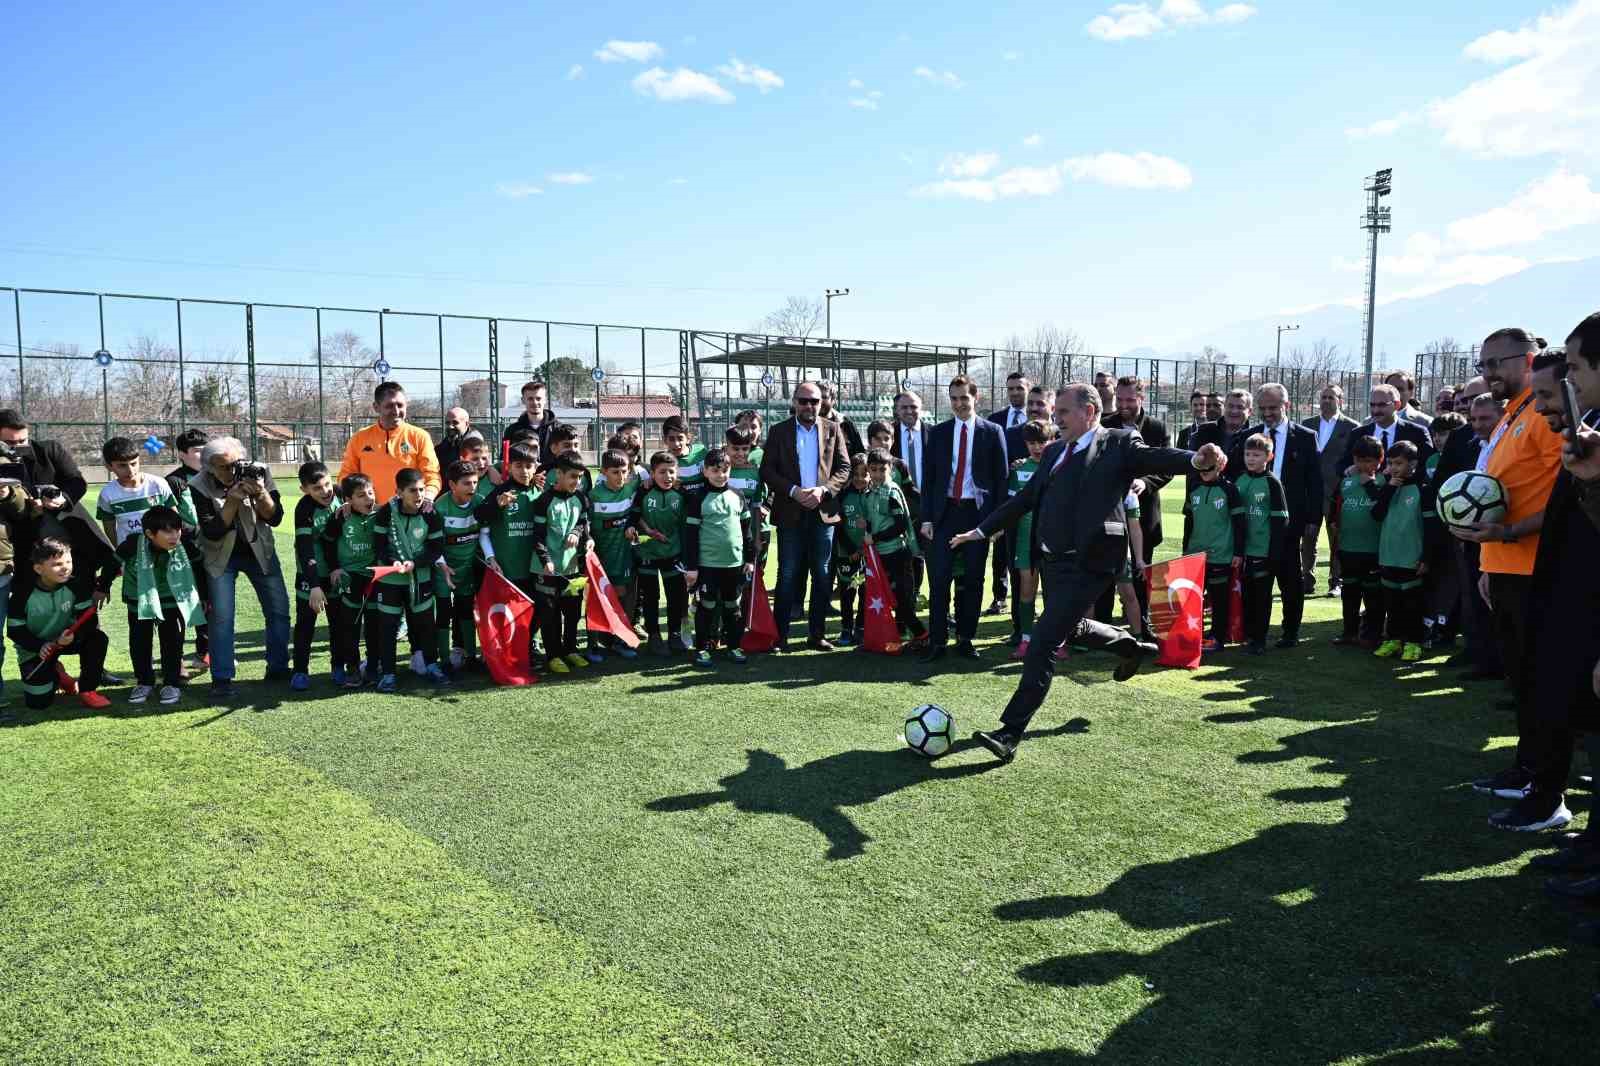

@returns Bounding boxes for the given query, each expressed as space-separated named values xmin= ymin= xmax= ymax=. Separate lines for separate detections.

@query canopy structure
xmin=687 ymin=331 xmax=975 ymax=406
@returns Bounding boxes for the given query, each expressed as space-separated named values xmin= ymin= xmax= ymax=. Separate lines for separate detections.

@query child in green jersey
xmin=544 ymin=423 xmax=594 ymax=496
xmin=477 ymin=441 xmax=546 ymax=663
xmin=1235 ymin=434 xmax=1289 ymax=654
xmin=434 ymin=459 xmax=489 ymax=673
xmin=1007 ymin=420 xmax=1053 ymax=660
xmin=532 ymin=454 xmax=592 ymax=675
xmin=863 ymin=447 xmax=927 ymax=647
xmin=1115 ymin=488 xmax=1149 ymax=640
xmin=291 ymin=461 xmax=339 ymax=691
xmin=116 ymin=505 xmax=202 ymax=705
xmin=684 ymin=447 xmax=755 ymax=668
xmin=8 ymin=537 xmax=111 ymax=710
xmin=1328 ymin=434 xmax=1386 ymax=648
xmin=372 ymin=467 xmax=448 ymax=691
xmin=321 ymin=474 xmax=382 ymax=688
xmin=1371 ymin=440 xmax=1441 ymax=663
xmin=1182 ymin=455 xmax=1246 ymax=653
xmin=588 ymin=448 xmax=641 ymax=663
xmin=830 ymin=454 xmax=871 ymax=646
xmin=662 ymin=415 xmax=706 ymax=494
xmin=633 ymin=450 xmax=689 ymax=656
xmin=725 ymin=425 xmax=770 ymax=572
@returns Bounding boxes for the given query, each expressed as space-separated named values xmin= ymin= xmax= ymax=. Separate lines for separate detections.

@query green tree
xmin=543 ymin=355 xmax=594 ymax=407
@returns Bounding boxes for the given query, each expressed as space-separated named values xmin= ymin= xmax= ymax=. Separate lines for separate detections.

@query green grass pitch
xmin=0 ymin=481 xmax=1592 ymax=1063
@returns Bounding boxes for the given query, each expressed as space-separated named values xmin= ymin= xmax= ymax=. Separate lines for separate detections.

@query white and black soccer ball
xmin=905 ymin=704 xmax=954 ymax=758
xmin=1436 ymin=470 xmax=1509 ymax=531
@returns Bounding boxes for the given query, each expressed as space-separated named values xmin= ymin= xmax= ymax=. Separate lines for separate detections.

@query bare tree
xmin=319 ymin=330 xmax=378 ymax=428
xmin=115 ymin=334 xmax=182 ymax=425
xmin=756 ymin=297 xmax=825 ymax=396
xmin=995 ymin=323 xmax=1086 ymax=392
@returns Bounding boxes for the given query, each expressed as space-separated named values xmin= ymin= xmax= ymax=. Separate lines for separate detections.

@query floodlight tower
xmin=1360 ymin=168 xmax=1393 ymax=399
xmin=824 ymin=288 xmax=850 ymax=339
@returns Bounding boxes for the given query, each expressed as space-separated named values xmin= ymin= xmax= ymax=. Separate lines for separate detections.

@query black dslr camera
xmin=232 ymin=458 xmax=270 ymax=482
xmin=0 ymin=440 xmax=24 ymax=484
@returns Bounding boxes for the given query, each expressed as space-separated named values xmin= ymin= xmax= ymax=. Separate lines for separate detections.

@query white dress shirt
xmin=900 ymin=423 xmax=922 ymax=491
xmin=1003 ymin=405 xmax=1026 ymax=429
xmin=1373 ymin=419 xmax=1397 ymax=453
xmin=1316 ymin=416 xmax=1339 ymax=453
xmin=795 ymin=420 xmax=819 ymax=491
xmin=1264 ymin=419 xmax=1287 ymax=479
xmin=949 ymin=415 xmax=978 ymax=500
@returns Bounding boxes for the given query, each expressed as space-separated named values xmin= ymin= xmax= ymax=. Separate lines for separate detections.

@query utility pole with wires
xmin=1360 ymin=168 xmax=1392 ymax=399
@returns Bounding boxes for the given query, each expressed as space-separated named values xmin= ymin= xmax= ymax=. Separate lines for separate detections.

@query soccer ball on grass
xmin=905 ymin=704 xmax=954 ymax=758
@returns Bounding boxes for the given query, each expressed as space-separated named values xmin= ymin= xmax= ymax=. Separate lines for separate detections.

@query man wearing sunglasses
xmin=759 ymin=381 xmax=851 ymax=651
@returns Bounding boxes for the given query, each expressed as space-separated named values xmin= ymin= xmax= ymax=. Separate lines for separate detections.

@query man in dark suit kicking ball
xmin=951 ymin=382 xmax=1226 ymax=763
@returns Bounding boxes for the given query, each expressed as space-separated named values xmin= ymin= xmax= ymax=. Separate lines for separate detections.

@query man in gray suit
xmin=1300 ymin=383 xmax=1360 ymax=595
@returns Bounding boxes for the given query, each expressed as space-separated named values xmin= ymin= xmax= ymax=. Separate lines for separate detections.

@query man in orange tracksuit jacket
xmin=338 ymin=382 xmax=442 ymax=502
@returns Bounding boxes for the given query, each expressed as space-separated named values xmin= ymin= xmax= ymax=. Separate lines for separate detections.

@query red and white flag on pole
xmin=741 ymin=567 xmax=780 ymax=653
xmin=1227 ymin=558 xmax=1246 ymax=646
xmin=583 ymin=548 xmax=640 ymax=649
xmin=475 ymin=567 xmax=538 ymax=686
xmin=859 ymin=544 xmax=902 ymax=654
xmin=1146 ymin=552 xmax=1206 ymax=669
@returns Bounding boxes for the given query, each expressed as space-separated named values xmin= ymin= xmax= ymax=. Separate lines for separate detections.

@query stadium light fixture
xmin=825 ymin=288 xmax=850 ymax=340
xmin=1275 ymin=324 xmax=1299 ymax=368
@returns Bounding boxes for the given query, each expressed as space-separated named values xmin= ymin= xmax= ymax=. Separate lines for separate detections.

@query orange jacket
xmin=338 ymin=422 xmax=441 ymax=501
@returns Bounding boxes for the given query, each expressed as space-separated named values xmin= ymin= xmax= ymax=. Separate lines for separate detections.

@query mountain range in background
xmin=1124 ymin=257 xmax=1600 ymax=368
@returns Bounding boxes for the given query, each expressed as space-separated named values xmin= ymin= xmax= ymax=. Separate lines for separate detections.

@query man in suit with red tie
xmin=953 ymin=383 xmax=1225 ymax=762
xmin=919 ymin=375 xmax=1008 ymax=663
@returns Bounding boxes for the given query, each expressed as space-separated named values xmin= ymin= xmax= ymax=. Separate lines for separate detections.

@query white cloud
xmin=566 ymin=64 xmax=584 ymax=80
xmin=631 ymin=67 xmax=734 ymax=103
xmin=848 ymin=78 xmax=864 ymax=89
xmin=496 ymin=183 xmax=543 ymax=199
xmin=1345 ymin=111 xmax=1416 ymax=139
xmin=547 ymin=171 xmax=594 ymax=185
xmin=849 ymin=97 xmax=879 ymax=111
xmin=939 ymin=151 xmax=1000 ymax=178
xmin=594 ymin=40 xmax=663 ymax=63
xmin=1446 ymin=167 xmax=1600 ymax=250
xmin=1022 ymin=133 xmax=1043 ymax=147
xmin=1003 ymin=50 xmax=1023 ymax=61
xmin=914 ymin=151 xmax=1191 ymax=200
xmin=718 ymin=58 xmax=784 ymax=93
xmin=1062 ymin=151 xmax=1193 ymax=189
xmin=913 ymin=66 xmax=964 ymax=88
xmin=1086 ymin=1 xmax=1254 ymax=40
xmin=1426 ymin=1 xmax=1600 ymax=159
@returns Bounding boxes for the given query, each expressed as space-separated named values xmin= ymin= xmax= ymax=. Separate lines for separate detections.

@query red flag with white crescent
xmin=474 ymin=567 xmax=538 ymax=686
xmin=741 ymin=567 xmax=780 ymax=653
xmin=1147 ymin=552 xmax=1206 ymax=669
xmin=583 ymin=548 xmax=640 ymax=649
xmin=860 ymin=544 xmax=902 ymax=654
xmin=1228 ymin=557 xmax=1246 ymax=646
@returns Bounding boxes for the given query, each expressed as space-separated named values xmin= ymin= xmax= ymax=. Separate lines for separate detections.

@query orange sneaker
xmin=78 ymin=690 xmax=111 ymax=710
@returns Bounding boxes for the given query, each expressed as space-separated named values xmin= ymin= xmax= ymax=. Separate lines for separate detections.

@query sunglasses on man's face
xmin=795 ymin=397 xmax=820 ymax=405
xmin=1475 ymin=354 xmax=1522 ymax=373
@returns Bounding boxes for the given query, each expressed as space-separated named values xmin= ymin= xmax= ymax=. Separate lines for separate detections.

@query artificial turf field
xmin=2 ymin=482 xmax=1595 ymax=1064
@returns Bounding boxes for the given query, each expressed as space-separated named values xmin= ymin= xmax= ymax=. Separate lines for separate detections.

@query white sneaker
xmin=676 ymin=631 xmax=694 ymax=652
xmin=449 ymin=647 xmax=466 ymax=671
xmin=410 ymin=650 xmax=428 ymax=677
xmin=129 ymin=684 xmax=154 ymax=704
xmin=158 ymin=686 xmax=181 ymax=705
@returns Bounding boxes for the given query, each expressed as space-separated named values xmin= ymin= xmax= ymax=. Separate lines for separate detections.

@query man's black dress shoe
xmin=974 ymin=729 xmax=1017 ymax=763
xmin=953 ymin=641 xmax=980 ymax=660
xmin=1113 ymin=639 xmax=1159 ymax=682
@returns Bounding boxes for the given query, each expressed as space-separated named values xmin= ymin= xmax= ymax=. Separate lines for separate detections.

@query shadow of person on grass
xmin=647 ymin=745 xmax=1000 ymax=860
xmin=972 ymin=648 xmax=1594 ymax=1063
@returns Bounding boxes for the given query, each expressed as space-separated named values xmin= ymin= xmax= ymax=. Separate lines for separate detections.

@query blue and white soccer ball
xmin=905 ymin=704 xmax=954 ymax=758
xmin=1436 ymin=470 xmax=1509 ymax=531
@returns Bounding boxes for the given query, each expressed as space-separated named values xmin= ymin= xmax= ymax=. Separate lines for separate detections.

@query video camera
xmin=231 ymin=458 xmax=271 ymax=483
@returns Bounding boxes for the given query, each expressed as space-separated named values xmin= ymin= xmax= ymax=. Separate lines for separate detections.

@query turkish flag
xmin=860 ymin=544 xmax=902 ymax=654
xmin=741 ymin=567 xmax=780 ymax=653
xmin=1228 ymin=558 xmax=1246 ymax=645
xmin=475 ymin=567 xmax=538 ymax=686
xmin=1147 ymin=552 xmax=1206 ymax=669
xmin=584 ymin=548 xmax=640 ymax=649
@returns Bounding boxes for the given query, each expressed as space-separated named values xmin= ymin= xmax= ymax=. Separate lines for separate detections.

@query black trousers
xmin=1338 ymin=551 xmax=1381 ymax=640
xmin=435 ymin=585 xmax=477 ymax=659
xmin=535 ymin=583 xmax=582 ymax=659
xmin=372 ymin=583 xmax=437 ymax=676
xmin=990 ymin=541 xmax=1010 ymax=602
xmin=1204 ymin=562 xmax=1233 ymax=641
xmin=928 ymin=501 xmax=986 ymax=647
xmin=693 ymin=567 xmax=746 ymax=650
xmin=21 ymin=624 xmax=107 ymax=709
xmin=292 ymin=598 xmax=332 ymax=675
xmin=1242 ymin=556 xmax=1275 ymax=644
xmin=1458 ymin=542 xmax=1501 ymax=671
xmin=128 ymin=605 xmax=185 ymax=686
xmin=878 ymin=548 xmax=928 ymax=638
xmin=329 ymin=597 xmax=380 ymax=675
xmin=638 ymin=559 xmax=688 ymax=638
xmin=1267 ymin=534 xmax=1305 ymax=637
xmin=1000 ymin=554 xmax=1142 ymax=736
xmin=1488 ymin=572 xmax=1534 ymax=766
xmin=1379 ymin=566 xmax=1424 ymax=643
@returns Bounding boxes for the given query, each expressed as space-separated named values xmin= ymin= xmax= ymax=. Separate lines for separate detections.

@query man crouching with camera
xmin=190 ymin=436 xmax=291 ymax=698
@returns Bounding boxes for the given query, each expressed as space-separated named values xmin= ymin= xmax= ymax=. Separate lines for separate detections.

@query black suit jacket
xmin=979 ymin=427 xmax=1194 ymax=575
xmin=1432 ymin=428 xmax=1484 ymax=487
xmin=1528 ymin=464 xmax=1600 ymax=720
xmin=890 ymin=420 xmax=930 ymax=523
xmin=921 ymin=417 xmax=1008 ymax=529
xmin=6 ymin=437 xmax=89 ymax=507
xmin=1179 ymin=420 xmax=1225 ymax=452
xmin=1102 ymin=410 xmax=1171 ymax=551
xmin=1339 ymin=420 xmax=1434 ymax=473
xmin=1228 ymin=421 xmax=1323 ymax=527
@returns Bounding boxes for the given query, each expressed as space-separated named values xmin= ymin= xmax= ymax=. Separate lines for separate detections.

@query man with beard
xmin=1302 ymin=384 xmax=1359 ymax=595
xmin=986 ymin=371 xmax=1032 ymax=616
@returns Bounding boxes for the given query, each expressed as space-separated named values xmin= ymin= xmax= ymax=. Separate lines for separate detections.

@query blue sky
xmin=5 ymin=0 xmax=1596 ymax=366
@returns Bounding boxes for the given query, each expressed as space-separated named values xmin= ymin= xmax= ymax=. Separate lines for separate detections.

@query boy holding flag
xmin=8 ymin=538 xmax=111 ymax=710
xmin=530 ymin=454 xmax=592 ymax=675
xmin=116 ymin=505 xmax=203 ymax=705
xmin=683 ymin=447 xmax=755 ymax=668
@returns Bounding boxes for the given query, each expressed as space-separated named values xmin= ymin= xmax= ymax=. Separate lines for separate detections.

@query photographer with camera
xmin=189 ymin=436 xmax=290 ymax=698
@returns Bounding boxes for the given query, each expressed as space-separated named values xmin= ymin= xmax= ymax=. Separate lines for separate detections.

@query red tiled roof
xmin=597 ymin=396 xmax=681 ymax=420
